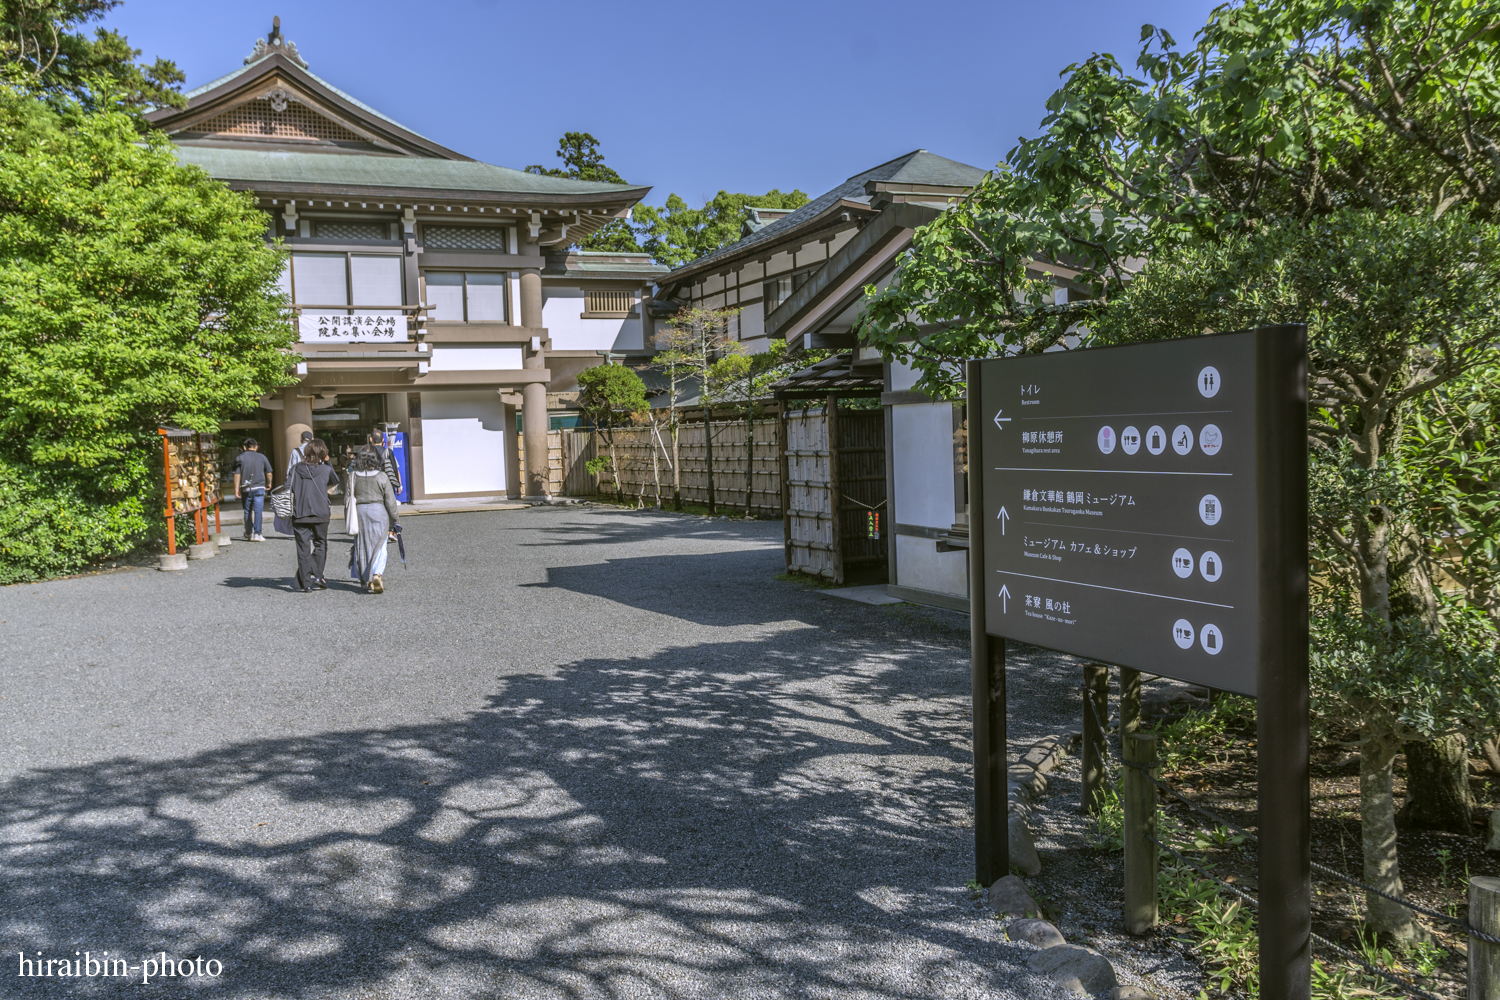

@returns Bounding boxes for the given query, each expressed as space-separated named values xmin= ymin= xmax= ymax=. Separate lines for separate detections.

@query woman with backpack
xmin=345 ymin=443 xmax=400 ymax=593
xmin=289 ymin=438 xmax=340 ymax=592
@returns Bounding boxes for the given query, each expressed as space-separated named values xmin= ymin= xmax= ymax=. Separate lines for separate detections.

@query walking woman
xmin=346 ymin=443 xmax=400 ymax=593
xmin=289 ymin=438 xmax=340 ymax=592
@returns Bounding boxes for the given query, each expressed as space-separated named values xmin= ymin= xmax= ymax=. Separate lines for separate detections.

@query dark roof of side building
xmin=660 ymin=149 xmax=988 ymax=284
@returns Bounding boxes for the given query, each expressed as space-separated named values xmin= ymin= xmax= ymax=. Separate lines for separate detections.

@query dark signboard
xmin=975 ymin=327 xmax=1304 ymax=696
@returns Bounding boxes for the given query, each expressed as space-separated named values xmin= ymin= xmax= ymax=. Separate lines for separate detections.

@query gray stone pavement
xmin=0 ymin=506 xmax=1088 ymax=998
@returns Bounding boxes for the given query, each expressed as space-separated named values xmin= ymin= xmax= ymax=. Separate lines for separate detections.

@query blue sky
xmin=103 ymin=0 xmax=1222 ymax=210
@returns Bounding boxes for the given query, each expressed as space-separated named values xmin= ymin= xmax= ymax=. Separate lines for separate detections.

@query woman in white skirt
xmin=345 ymin=444 xmax=400 ymax=593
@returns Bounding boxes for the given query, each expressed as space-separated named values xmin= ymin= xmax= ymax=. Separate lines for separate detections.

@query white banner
xmin=299 ymin=311 xmax=407 ymax=343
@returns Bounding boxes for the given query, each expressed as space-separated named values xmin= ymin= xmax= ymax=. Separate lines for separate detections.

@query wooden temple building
xmin=146 ymin=18 xmax=665 ymax=500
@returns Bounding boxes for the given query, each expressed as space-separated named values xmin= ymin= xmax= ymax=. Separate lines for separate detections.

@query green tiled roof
xmin=174 ymin=146 xmax=650 ymax=198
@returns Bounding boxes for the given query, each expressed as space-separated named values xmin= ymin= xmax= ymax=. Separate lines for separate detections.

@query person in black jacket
xmin=289 ymin=439 xmax=341 ymax=592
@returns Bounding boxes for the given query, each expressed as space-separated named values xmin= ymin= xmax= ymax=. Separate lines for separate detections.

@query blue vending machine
xmin=386 ymin=431 xmax=411 ymax=503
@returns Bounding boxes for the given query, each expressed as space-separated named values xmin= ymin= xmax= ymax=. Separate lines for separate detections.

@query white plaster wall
xmin=896 ymin=535 xmax=968 ymax=598
xmin=418 ymin=390 xmax=508 ymax=494
xmin=426 ymin=345 xmax=522 ymax=371
xmin=891 ymin=359 xmax=921 ymax=392
xmin=542 ymin=286 xmax=643 ymax=351
xmin=892 ymin=401 xmax=955 ymax=528
xmin=739 ymin=300 xmax=764 ymax=340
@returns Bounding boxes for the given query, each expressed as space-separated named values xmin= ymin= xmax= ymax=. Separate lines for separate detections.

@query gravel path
xmin=3 ymin=506 xmax=1116 ymax=998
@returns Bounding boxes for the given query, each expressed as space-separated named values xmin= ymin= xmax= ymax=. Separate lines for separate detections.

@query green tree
xmin=525 ymin=130 xmax=626 ymax=184
xmin=708 ymin=340 xmax=793 ymax=517
xmin=0 ymin=90 xmax=295 ymax=582
xmin=0 ymin=0 xmax=185 ymax=109
xmin=652 ymin=307 xmax=740 ymax=512
xmin=526 ymin=131 xmax=641 ymax=252
xmin=859 ymin=0 xmax=1500 ymax=938
xmin=1091 ymin=212 xmax=1500 ymax=934
xmin=575 ymin=363 xmax=647 ymax=500
xmin=634 ymin=189 xmax=809 ymax=268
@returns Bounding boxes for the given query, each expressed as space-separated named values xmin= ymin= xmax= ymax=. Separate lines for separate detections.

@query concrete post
xmin=519 ymin=246 xmax=548 ymax=499
xmin=283 ymin=387 xmax=313 ymax=472
xmin=269 ymin=404 xmax=288 ymax=486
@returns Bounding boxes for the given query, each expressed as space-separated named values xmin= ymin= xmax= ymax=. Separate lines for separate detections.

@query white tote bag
xmin=345 ymin=482 xmax=359 ymax=535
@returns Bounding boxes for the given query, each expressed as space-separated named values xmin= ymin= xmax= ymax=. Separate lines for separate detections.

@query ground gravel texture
xmin=1 ymin=506 xmax=1181 ymax=998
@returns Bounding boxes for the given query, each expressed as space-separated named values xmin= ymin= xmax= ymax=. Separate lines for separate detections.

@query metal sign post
xmin=968 ymin=326 xmax=1308 ymax=999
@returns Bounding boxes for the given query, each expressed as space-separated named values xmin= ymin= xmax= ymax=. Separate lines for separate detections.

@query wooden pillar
xmin=1472 ymin=877 xmax=1500 ymax=1000
xmin=1120 ymin=666 xmax=1142 ymax=737
xmin=502 ymin=397 xmax=521 ymax=499
xmin=1123 ymin=732 xmax=1159 ymax=934
xmin=383 ymin=392 xmax=410 ymax=432
xmin=966 ymin=359 xmax=1007 ymax=885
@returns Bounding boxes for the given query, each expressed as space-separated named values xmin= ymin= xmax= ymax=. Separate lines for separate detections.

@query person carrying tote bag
xmin=344 ymin=444 xmax=400 ymax=593
xmin=288 ymin=439 xmax=340 ymax=592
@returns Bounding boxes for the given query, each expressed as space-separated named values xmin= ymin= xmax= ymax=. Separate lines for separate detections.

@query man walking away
xmin=286 ymin=430 xmax=313 ymax=481
xmin=370 ymin=428 xmax=403 ymax=496
xmin=233 ymin=438 xmax=274 ymax=541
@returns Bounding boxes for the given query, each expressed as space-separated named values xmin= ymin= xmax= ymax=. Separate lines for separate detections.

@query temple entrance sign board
xmin=974 ymin=326 xmax=1306 ymax=697
xmin=966 ymin=325 xmax=1310 ymax=1000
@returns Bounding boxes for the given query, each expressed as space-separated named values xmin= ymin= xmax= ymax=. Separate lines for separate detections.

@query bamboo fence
xmin=546 ymin=415 xmax=783 ymax=516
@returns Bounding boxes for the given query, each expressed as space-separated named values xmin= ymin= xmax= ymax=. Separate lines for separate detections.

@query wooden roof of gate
xmin=770 ymin=353 xmax=884 ymax=401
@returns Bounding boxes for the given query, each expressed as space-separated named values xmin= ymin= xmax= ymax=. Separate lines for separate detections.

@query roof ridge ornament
xmin=245 ymin=15 xmax=308 ymax=69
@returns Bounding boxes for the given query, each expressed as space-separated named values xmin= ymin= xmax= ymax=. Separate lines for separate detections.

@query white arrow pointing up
xmin=999 ymin=584 xmax=1011 ymax=613
xmin=997 ymin=505 xmax=1009 ymax=534
xmin=993 ymin=409 xmax=1011 ymax=430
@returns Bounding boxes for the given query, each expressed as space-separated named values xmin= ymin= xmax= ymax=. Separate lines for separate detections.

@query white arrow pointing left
xmin=993 ymin=409 xmax=1011 ymax=430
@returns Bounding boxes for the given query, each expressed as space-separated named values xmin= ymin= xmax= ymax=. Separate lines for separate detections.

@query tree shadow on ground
xmin=516 ymin=508 xmax=776 ymax=549
xmin=1 ymin=622 xmax=1060 ymax=998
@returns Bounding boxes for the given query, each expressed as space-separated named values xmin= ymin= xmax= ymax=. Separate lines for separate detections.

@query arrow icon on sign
xmin=997 ymin=505 xmax=1009 ymax=534
xmin=999 ymin=584 xmax=1011 ymax=613
xmin=993 ymin=409 xmax=1011 ymax=430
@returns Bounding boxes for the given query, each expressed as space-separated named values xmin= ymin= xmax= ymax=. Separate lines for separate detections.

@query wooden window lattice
xmin=584 ymin=289 xmax=633 ymax=315
xmin=193 ymin=99 xmax=363 ymax=143
xmin=422 ymin=226 xmax=510 ymax=251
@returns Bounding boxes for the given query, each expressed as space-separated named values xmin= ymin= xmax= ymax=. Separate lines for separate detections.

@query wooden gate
xmin=779 ymin=400 xmax=886 ymax=583
xmin=782 ymin=404 xmax=836 ymax=579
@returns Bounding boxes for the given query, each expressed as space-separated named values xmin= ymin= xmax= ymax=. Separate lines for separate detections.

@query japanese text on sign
xmin=298 ymin=311 xmax=407 ymax=343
